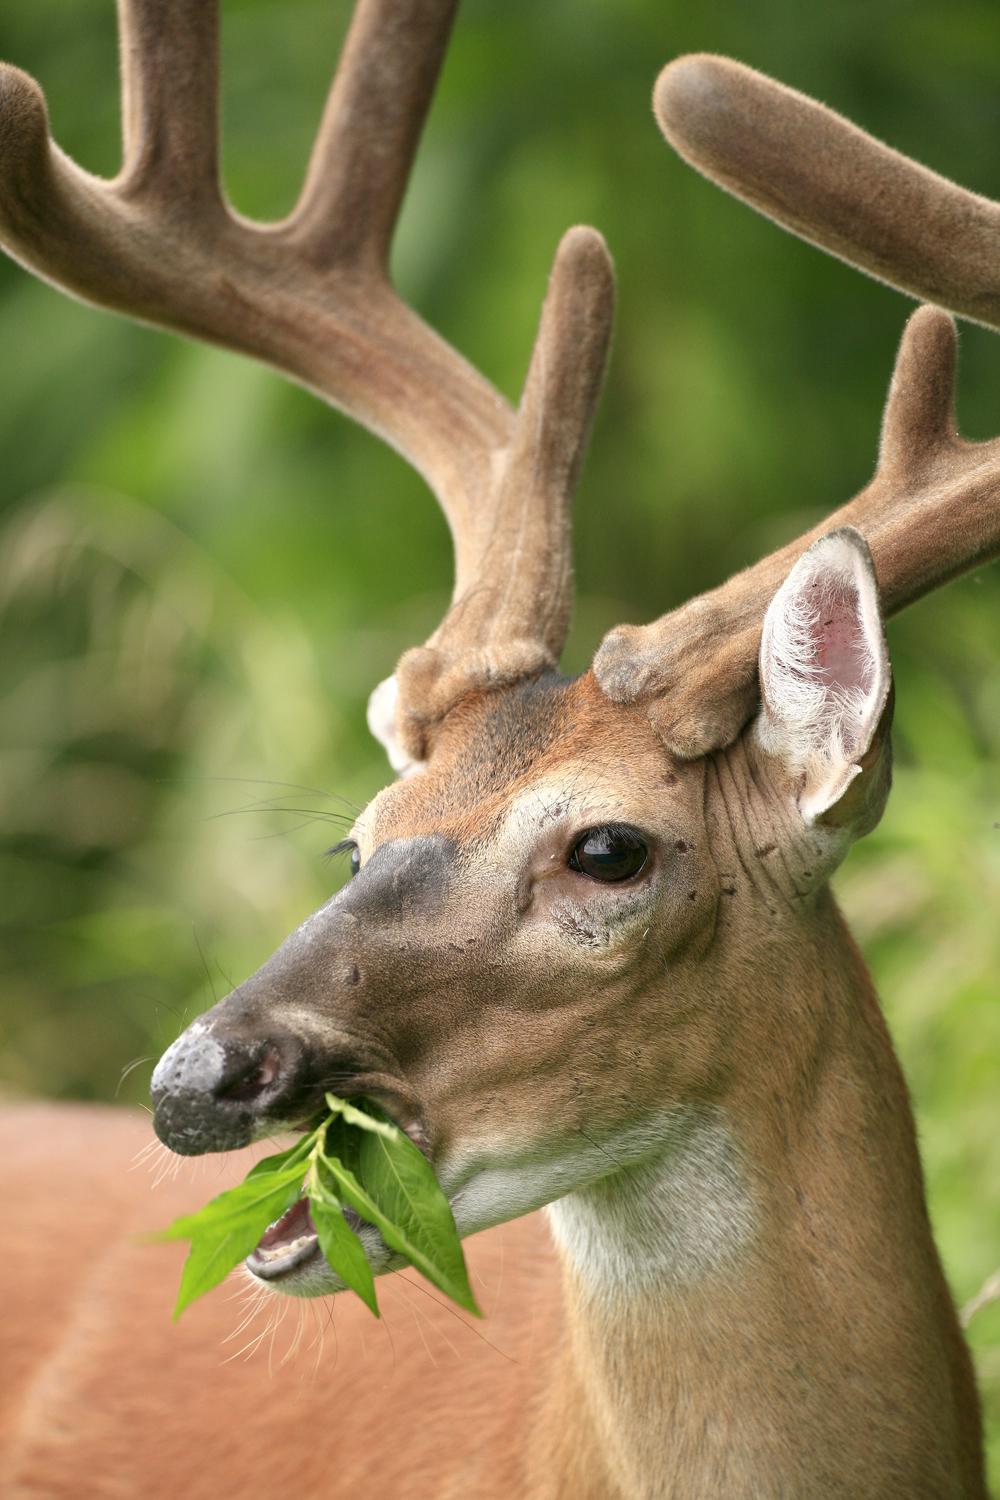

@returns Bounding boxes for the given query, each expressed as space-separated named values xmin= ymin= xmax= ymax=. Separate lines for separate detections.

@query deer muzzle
xmin=150 ymin=1017 xmax=425 ymax=1155
xmin=151 ymin=834 xmax=462 ymax=1154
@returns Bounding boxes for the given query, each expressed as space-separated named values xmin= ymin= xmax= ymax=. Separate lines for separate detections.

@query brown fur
xmin=1 ymin=671 xmax=986 ymax=1497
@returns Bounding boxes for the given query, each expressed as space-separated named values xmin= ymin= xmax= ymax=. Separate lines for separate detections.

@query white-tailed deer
xmin=1 ymin=7 xmax=997 ymax=1498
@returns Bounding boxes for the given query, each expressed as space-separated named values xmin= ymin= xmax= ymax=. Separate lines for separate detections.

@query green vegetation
xmin=155 ymin=1093 xmax=478 ymax=1319
xmin=0 ymin=0 xmax=997 ymax=1481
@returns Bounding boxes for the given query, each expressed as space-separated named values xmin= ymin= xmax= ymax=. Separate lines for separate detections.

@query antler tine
xmin=0 ymin=68 xmax=134 ymax=311
xmin=117 ymin=0 xmax=222 ymax=214
xmin=469 ymin=226 xmax=616 ymax=659
xmin=873 ymin=307 xmax=1000 ymax=604
xmin=394 ymin=226 xmax=616 ymax=761
xmin=288 ymin=0 xmax=458 ymax=270
xmin=654 ymin=55 xmax=1000 ymax=330
xmin=877 ymin=301 xmax=957 ymax=483
xmin=594 ymin=304 xmax=1000 ymax=757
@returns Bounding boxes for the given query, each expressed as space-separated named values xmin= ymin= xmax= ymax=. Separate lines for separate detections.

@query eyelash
xmin=326 ymin=838 xmax=362 ymax=879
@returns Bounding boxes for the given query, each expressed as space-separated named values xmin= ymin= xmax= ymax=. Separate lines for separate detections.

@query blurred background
xmin=1 ymin=0 xmax=998 ymax=1474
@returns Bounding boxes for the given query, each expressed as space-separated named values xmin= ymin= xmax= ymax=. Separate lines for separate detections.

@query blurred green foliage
xmin=0 ymin=0 xmax=998 ymax=1476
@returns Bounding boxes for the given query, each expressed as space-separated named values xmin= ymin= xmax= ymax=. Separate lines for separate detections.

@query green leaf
xmin=151 ymin=1096 xmax=476 ymax=1323
xmin=244 ymin=1133 xmax=316 ymax=1180
xmin=324 ymin=1093 xmax=398 ymax=1140
xmin=308 ymin=1175 xmax=380 ymax=1316
xmin=153 ymin=1163 xmax=307 ymax=1318
xmin=321 ymin=1119 xmax=480 ymax=1317
xmin=153 ymin=1161 xmax=306 ymax=1243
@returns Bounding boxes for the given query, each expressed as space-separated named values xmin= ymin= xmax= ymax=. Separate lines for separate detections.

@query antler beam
xmin=593 ymin=59 xmax=1000 ymax=758
xmin=0 ymin=0 xmax=614 ymax=761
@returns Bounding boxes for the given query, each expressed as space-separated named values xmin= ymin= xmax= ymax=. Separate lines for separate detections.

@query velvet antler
xmin=593 ymin=59 xmax=1000 ymax=757
xmin=0 ymin=0 xmax=614 ymax=767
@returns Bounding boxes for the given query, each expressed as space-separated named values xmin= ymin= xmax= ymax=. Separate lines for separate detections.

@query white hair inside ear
xmin=366 ymin=675 xmax=425 ymax=777
xmin=755 ymin=527 xmax=890 ymax=824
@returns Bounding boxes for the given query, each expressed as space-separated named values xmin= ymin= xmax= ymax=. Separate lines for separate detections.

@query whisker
xmin=191 ymin=926 xmax=219 ymax=1007
xmin=249 ymin=818 xmax=350 ymax=842
xmin=379 ymin=1293 xmax=398 ymax=1373
xmin=151 ymin=1149 xmax=183 ymax=1189
xmin=395 ymin=1272 xmax=518 ymax=1364
xmin=208 ymin=805 xmax=355 ymax=827
xmin=267 ymin=1297 xmax=291 ymax=1376
xmin=193 ymin=776 xmax=362 ymax=815
xmin=399 ymin=1277 xmax=439 ymax=1367
xmin=280 ymin=1301 xmax=309 ymax=1368
xmin=130 ymin=1137 xmax=163 ymax=1169
xmin=215 ymin=960 xmax=236 ymax=993
xmin=307 ymin=1304 xmax=327 ymax=1380
xmin=221 ymin=1310 xmax=275 ymax=1365
xmin=152 ymin=997 xmax=192 ymax=1033
xmin=575 ymin=1126 xmax=626 ymax=1172
xmin=116 ymin=1055 xmax=155 ymax=1096
xmin=224 ymin=1289 xmax=271 ymax=1344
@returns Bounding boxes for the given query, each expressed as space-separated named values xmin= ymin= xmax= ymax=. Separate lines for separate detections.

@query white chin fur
xmin=547 ymin=1106 xmax=755 ymax=1295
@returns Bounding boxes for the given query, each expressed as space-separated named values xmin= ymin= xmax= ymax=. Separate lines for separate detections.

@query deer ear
xmin=367 ymin=676 xmax=425 ymax=777
xmin=754 ymin=527 xmax=892 ymax=829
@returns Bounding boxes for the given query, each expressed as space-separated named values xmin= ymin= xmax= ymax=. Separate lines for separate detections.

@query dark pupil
xmin=571 ymin=825 xmax=647 ymax=882
xmin=350 ymin=847 xmax=361 ymax=878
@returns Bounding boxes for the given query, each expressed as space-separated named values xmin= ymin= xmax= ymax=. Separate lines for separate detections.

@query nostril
xmin=213 ymin=1043 xmax=283 ymax=1104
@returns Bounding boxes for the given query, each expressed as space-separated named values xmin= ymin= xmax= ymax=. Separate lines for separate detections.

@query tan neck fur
xmin=534 ymin=898 xmax=983 ymax=1500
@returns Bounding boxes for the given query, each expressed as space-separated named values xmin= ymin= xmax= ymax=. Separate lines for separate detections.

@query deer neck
xmin=537 ymin=894 xmax=982 ymax=1500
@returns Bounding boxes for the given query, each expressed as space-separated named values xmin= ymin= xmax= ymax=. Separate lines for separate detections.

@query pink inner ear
xmin=810 ymin=575 xmax=875 ymax=700
xmin=758 ymin=530 xmax=887 ymax=804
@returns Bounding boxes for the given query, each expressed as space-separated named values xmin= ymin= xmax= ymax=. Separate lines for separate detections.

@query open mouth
xmin=245 ymin=1197 xmax=368 ymax=1281
xmin=245 ymin=1091 xmax=429 ymax=1284
xmin=245 ymin=1198 xmax=318 ymax=1280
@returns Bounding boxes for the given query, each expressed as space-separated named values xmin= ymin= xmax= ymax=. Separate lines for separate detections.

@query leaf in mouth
xmin=150 ymin=1094 xmax=480 ymax=1321
xmin=155 ymin=1159 xmax=308 ymax=1318
xmin=306 ymin=1169 xmax=379 ymax=1316
xmin=321 ymin=1110 xmax=479 ymax=1316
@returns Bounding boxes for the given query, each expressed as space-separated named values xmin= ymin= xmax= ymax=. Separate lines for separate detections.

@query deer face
xmin=151 ymin=671 xmax=722 ymax=1293
xmin=151 ymin=530 xmax=892 ymax=1298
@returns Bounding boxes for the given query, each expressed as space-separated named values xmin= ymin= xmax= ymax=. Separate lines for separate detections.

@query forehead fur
xmin=366 ymin=670 xmax=674 ymax=845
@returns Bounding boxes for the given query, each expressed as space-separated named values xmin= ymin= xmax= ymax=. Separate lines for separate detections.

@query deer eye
xmin=568 ymin=824 xmax=648 ymax=883
xmin=326 ymin=839 xmax=361 ymax=877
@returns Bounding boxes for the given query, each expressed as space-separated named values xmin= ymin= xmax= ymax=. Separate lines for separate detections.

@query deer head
xmin=2 ymin=3 xmax=998 ymax=1305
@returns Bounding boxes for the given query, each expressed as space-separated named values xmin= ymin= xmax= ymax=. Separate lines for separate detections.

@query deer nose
xmin=151 ymin=1025 xmax=309 ymax=1156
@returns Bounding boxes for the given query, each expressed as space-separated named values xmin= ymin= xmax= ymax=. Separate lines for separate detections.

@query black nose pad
xmin=151 ymin=1027 xmax=306 ymax=1156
